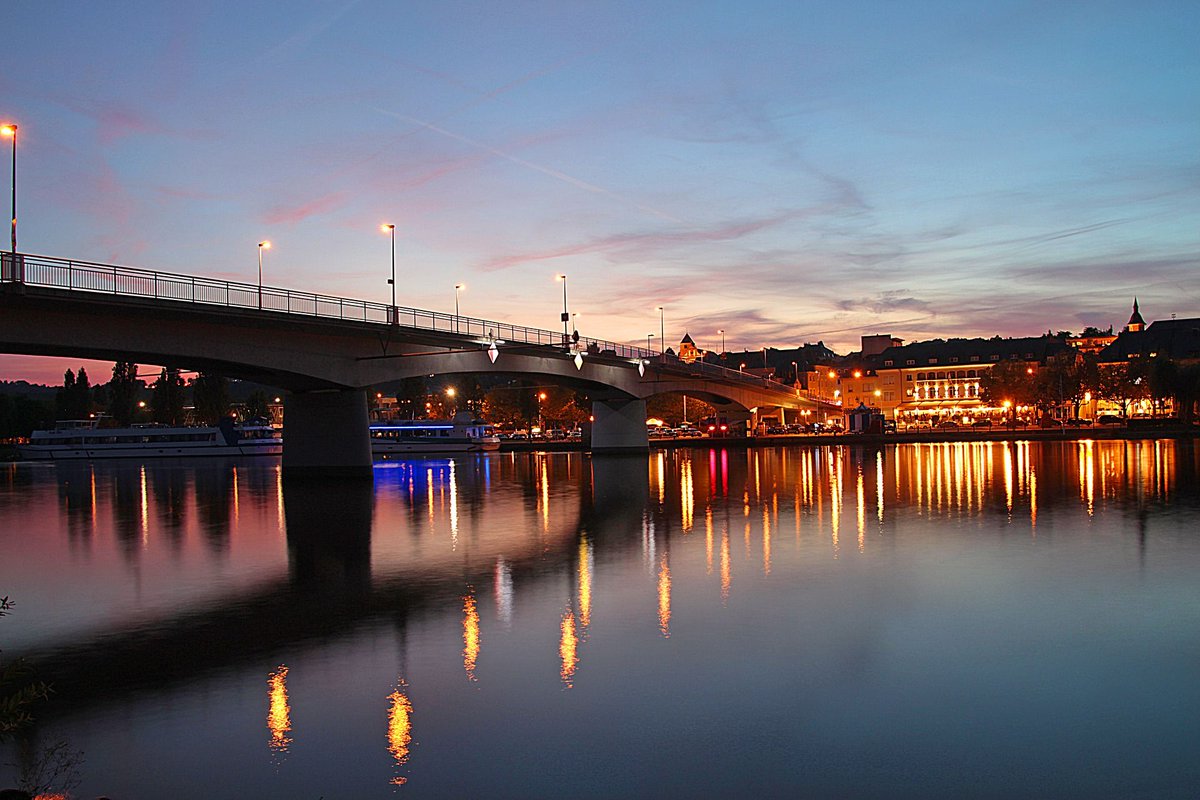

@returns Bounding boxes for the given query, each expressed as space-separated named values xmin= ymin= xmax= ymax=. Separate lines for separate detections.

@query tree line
xmin=979 ymin=352 xmax=1200 ymax=423
xmin=0 ymin=363 xmax=276 ymax=439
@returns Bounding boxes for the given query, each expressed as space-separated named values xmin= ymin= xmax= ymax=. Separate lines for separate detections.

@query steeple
xmin=1125 ymin=298 xmax=1145 ymax=333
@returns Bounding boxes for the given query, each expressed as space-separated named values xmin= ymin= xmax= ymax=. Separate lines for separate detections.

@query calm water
xmin=2 ymin=441 xmax=1199 ymax=799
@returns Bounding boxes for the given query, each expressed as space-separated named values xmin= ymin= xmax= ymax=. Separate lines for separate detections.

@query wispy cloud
xmin=262 ymin=191 xmax=350 ymax=225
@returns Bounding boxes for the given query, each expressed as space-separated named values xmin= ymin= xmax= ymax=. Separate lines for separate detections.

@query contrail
xmin=379 ymin=110 xmax=685 ymax=224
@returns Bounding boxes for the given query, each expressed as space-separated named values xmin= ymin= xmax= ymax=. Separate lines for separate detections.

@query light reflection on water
xmin=0 ymin=440 xmax=1199 ymax=798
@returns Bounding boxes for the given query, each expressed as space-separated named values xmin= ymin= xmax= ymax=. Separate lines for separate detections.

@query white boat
xmin=371 ymin=413 xmax=500 ymax=455
xmin=18 ymin=418 xmax=282 ymax=460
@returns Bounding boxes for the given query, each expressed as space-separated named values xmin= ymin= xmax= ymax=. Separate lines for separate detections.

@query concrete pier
xmin=590 ymin=397 xmax=649 ymax=452
xmin=282 ymin=389 xmax=373 ymax=478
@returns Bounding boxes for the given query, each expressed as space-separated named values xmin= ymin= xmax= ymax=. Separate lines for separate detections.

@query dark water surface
xmin=2 ymin=440 xmax=1199 ymax=798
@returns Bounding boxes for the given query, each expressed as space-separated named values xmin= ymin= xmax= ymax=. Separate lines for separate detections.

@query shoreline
xmin=3 ymin=425 xmax=1195 ymax=462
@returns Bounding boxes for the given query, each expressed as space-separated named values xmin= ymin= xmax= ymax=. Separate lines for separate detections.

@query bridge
xmin=0 ymin=252 xmax=838 ymax=475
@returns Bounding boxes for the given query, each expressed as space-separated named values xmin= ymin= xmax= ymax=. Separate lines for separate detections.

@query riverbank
xmin=502 ymin=422 xmax=1200 ymax=452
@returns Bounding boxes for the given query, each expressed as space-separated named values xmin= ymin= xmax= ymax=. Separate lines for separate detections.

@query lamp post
xmin=556 ymin=274 xmax=569 ymax=345
xmin=257 ymin=241 xmax=271 ymax=309
xmin=381 ymin=223 xmax=396 ymax=323
xmin=647 ymin=333 xmax=654 ymax=353
xmin=657 ymin=306 xmax=664 ymax=355
xmin=791 ymin=361 xmax=798 ymax=386
xmin=454 ymin=283 xmax=464 ymax=332
xmin=718 ymin=328 xmax=725 ymax=355
xmin=0 ymin=123 xmax=15 ymax=259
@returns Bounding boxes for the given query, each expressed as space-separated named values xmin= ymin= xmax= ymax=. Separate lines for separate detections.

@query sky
xmin=2 ymin=0 xmax=1198 ymax=385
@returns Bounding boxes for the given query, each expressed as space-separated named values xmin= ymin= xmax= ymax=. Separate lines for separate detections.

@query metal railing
xmin=5 ymin=253 xmax=657 ymax=359
xmin=2 ymin=251 xmax=819 ymax=398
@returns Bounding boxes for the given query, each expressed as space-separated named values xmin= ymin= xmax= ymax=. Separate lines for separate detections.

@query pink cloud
xmin=262 ymin=191 xmax=349 ymax=225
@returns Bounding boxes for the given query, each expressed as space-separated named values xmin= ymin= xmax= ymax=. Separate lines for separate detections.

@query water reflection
xmin=266 ymin=665 xmax=292 ymax=757
xmin=386 ymin=679 xmax=414 ymax=786
xmin=4 ymin=441 xmax=1199 ymax=798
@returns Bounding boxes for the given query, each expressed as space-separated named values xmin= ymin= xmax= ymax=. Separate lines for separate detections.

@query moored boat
xmin=18 ymin=418 xmax=282 ymax=460
xmin=371 ymin=412 xmax=500 ymax=455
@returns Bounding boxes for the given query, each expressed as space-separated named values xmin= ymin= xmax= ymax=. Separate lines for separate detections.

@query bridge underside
xmin=0 ymin=286 xmax=835 ymax=472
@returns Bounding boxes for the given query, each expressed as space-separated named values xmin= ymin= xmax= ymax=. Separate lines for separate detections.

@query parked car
xmin=1096 ymin=414 xmax=1123 ymax=425
xmin=938 ymin=420 xmax=959 ymax=429
xmin=971 ymin=419 xmax=992 ymax=428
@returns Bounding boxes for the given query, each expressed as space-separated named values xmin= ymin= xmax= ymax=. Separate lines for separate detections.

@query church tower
xmin=1124 ymin=298 xmax=1146 ymax=333
xmin=679 ymin=333 xmax=700 ymax=364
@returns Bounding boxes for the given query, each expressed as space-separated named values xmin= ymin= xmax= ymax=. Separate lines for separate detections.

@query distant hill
xmin=0 ymin=380 xmax=57 ymax=399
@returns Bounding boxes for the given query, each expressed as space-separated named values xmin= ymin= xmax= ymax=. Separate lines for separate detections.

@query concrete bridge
xmin=1 ymin=252 xmax=837 ymax=474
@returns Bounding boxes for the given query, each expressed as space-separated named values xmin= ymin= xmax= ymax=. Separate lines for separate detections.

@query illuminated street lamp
xmin=446 ymin=386 xmax=457 ymax=414
xmin=791 ymin=361 xmax=798 ymax=385
xmin=656 ymin=306 xmax=664 ymax=355
xmin=455 ymin=283 xmax=464 ymax=333
xmin=0 ymin=123 xmax=16 ymax=258
xmin=381 ymin=223 xmax=396 ymax=323
xmin=647 ymin=333 xmax=654 ymax=352
xmin=556 ymin=274 xmax=569 ymax=345
xmin=257 ymin=241 xmax=271 ymax=309
xmin=718 ymin=329 xmax=725 ymax=354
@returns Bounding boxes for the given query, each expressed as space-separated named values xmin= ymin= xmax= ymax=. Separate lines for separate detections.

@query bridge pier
xmin=282 ymin=389 xmax=373 ymax=479
xmin=590 ymin=397 xmax=649 ymax=452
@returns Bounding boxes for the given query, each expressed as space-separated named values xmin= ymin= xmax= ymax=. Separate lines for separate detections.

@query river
xmin=2 ymin=439 xmax=1198 ymax=798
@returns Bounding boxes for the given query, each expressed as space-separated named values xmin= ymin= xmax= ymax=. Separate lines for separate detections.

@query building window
xmin=883 ymin=359 xmax=893 ymax=366
xmin=990 ymin=355 xmax=1000 ymax=361
xmin=906 ymin=359 xmax=916 ymax=366
xmin=929 ymin=358 xmax=938 ymax=364
xmin=950 ymin=357 xmax=959 ymax=363
xmin=883 ymin=391 xmax=896 ymax=401
xmin=970 ymin=355 xmax=980 ymax=362
xmin=906 ymin=375 xmax=913 ymax=381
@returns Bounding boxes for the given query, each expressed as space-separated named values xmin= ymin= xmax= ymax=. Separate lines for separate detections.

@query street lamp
xmin=718 ymin=329 xmax=725 ymax=354
xmin=657 ymin=307 xmax=667 ymax=357
xmin=0 ymin=123 xmax=15 ymax=258
xmin=791 ymin=361 xmax=798 ymax=385
xmin=446 ymin=386 xmax=457 ymax=415
xmin=647 ymin=333 xmax=654 ymax=352
xmin=257 ymin=241 xmax=271 ymax=309
xmin=455 ymin=283 xmax=464 ymax=332
xmin=556 ymin=274 xmax=569 ymax=345
xmin=381 ymin=223 xmax=396 ymax=323
xmin=739 ymin=362 xmax=746 ymax=373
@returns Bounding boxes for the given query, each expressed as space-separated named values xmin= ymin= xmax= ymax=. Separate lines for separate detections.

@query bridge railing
xmin=10 ymin=253 xmax=654 ymax=360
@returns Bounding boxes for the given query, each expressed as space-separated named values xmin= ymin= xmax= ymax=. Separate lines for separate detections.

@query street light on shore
xmin=257 ymin=241 xmax=271 ymax=309
xmin=381 ymin=223 xmax=396 ymax=323
xmin=656 ymin=306 xmax=664 ymax=355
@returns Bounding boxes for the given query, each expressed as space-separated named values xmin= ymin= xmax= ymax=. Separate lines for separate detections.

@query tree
xmin=1095 ymin=362 xmax=1146 ymax=418
xmin=191 ymin=372 xmax=231 ymax=424
xmin=107 ymin=361 xmax=141 ymax=426
xmin=54 ymin=368 xmax=92 ymax=420
xmin=0 ymin=394 xmax=53 ymax=439
xmin=979 ymin=360 xmax=1037 ymax=411
xmin=243 ymin=390 xmax=270 ymax=421
xmin=151 ymin=367 xmax=186 ymax=425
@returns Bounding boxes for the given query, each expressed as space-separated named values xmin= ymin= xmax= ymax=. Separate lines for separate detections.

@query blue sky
xmin=3 ymin=0 xmax=1198 ymax=384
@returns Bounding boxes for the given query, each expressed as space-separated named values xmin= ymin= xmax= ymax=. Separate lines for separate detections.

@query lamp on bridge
xmin=718 ymin=328 xmax=725 ymax=355
xmin=381 ymin=223 xmax=396 ymax=324
xmin=257 ymin=240 xmax=271 ymax=309
xmin=1 ymin=123 xmax=16 ymax=258
xmin=555 ymin=274 xmax=569 ymax=346
xmin=454 ymin=283 xmax=464 ymax=332
xmin=656 ymin=306 xmax=665 ymax=355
